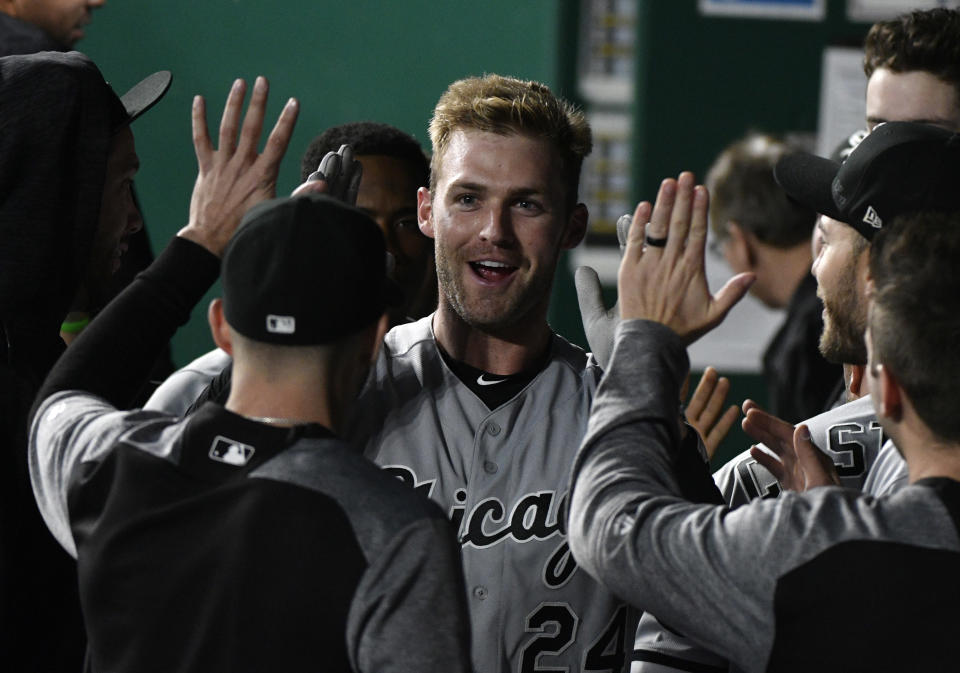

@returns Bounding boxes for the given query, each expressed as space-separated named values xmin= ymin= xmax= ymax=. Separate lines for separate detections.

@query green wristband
xmin=60 ymin=316 xmax=91 ymax=334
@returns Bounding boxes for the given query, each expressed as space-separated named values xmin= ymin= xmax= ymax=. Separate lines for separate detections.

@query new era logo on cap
xmin=776 ymin=122 xmax=960 ymax=241
xmin=863 ymin=206 xmax=882 ymax=229
xmin=266 ymin=315 xmax=296 ymax=334
xmin=209 ymin=436 xmax=256 ymax=466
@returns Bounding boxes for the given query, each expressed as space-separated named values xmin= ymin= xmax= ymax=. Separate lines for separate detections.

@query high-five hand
xmin=618 ymin=172 xmax=754 ymax=345
xmin=179 ymin=76 xmax=299 ymax=257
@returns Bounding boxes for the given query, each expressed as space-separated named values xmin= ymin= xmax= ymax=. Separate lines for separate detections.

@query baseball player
xmin=347 ymin=73 xmax=645 ymax=672
xmin=28 ymin=77 xmax=470 ymax=672
xmin=568 ymin=162 xmax=960 ymax=671
xmin=164 ymin=73 xmax=640 ymax=672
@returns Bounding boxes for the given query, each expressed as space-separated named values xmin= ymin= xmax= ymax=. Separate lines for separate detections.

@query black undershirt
xmin=438 ymin=345 xmax=551 ymax=410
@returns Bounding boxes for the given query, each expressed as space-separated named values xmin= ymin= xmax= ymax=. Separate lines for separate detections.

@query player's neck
xmin=432 ymin=303 xmax=552 ymax=375
xmin=886 ymin=416 xmax=960 ymax=484
xmin=225 ymin=363 xmax=337 ymax=431
xmin=903 ymin=444 xmax=960 ymax=484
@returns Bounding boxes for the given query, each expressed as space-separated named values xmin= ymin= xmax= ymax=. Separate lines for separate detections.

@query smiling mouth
xmin=470 ymin=260 xmax=517 ymax=282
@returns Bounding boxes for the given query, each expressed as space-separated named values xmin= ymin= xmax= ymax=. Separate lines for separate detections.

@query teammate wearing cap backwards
xmin=28 ymin=78 xmax=470 ymax=672
xmin=567 ymin=176 xmax=960 ymax=673
xmin=0 ymin=51 xmax=169 ymax=670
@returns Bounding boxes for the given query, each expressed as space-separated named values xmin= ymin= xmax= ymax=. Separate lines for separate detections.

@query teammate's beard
xmin=818 ymin=262 xmax=867 ymax=365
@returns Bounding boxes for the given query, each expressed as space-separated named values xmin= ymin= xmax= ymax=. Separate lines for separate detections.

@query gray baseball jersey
xmin=570 ymin=320 xmax=960 ymax=673
xmin=347 ymin=316 xmax=639 ymax=673
xmin=632 ymin=392 xmax=908 ymax=672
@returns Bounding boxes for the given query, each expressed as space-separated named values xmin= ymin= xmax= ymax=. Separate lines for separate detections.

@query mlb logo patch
xmin=209 ymin=436 xmax=256 ymax=466
xmin=266 ymin=314 xmax=295 ymax=334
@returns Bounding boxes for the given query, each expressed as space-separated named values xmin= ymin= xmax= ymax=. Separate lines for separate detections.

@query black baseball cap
xmin=221 ymin=194 xmax=402 ymax=345
xmin=775 ymin=122 xmax=960 ymax=240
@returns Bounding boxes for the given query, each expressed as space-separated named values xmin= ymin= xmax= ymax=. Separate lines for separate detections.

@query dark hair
xmin=705 ymin=133 xmax=815 ymax=248
xmin=300 ymin=121 xmax=430 ymax=186
xmin=869 ymin=211 xmax=960 ymax=441
xmin=863 ymin=8 xmax=960 ymax=101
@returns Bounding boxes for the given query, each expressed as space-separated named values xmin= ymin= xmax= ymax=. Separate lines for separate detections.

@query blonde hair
xmin=428 ymin=74 xmax=592 ymax=205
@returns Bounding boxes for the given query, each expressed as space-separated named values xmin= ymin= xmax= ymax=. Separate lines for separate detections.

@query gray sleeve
xmin=567 ymin=320 xmax=955 ymax=672
xmin=348 ymin=517 xmax=472 ymax=673
xmin=28 ymin=391 xmax=146 ymax=556
xmin=144 ymin=348 xmax=231 ymax=415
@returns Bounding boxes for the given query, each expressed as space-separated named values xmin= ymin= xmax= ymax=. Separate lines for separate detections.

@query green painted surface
xmin=81 ymin=0 xmax=569 ymax=365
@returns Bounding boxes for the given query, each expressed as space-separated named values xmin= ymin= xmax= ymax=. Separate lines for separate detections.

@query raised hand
xmin=685 ymin=366 xmax=739 ymax=460
xmin=179 ymin=76 xmax=299 ymax=256
xmin=617 ymin=172 xmax=754 ymax=345
xmin=743 ymin=402 xmax=840 ymax=491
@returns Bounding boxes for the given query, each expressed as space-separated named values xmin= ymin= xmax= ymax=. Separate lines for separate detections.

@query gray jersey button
xmin=473 ymin=585 xmax=488 ymax=600
xmin=487 ymin=422 xmax=501 ymax=436
xmin=484 ymin=460 xmax=498 ymax=474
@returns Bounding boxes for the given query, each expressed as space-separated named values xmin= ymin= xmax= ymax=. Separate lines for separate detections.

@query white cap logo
xmin=266 ymin=315 xmax=296 ymax=334
xmin=863 ymin=206 xmax=883 ymax=229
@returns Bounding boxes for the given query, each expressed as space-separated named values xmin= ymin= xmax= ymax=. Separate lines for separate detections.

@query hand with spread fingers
xmin=744 ymin=403 xmax=841 ymax=491
xmin=179 ymin=76 xmax=300 ymax=257
xmin=685 ymin=366 xmax=739 ymax=460
xmin=617 ymin=172 xmax=755 ymax=345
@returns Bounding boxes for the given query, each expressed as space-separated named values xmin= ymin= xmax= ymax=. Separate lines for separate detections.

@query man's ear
xmin=207 ymin=298 xmax=233 ymax=356
xmin=417 ymin=187 xmax=435 ymax=239
xmin=561 ymin=203 xmax=589 ymax=250
xmin=876 ymin=363 xmax=903 ymax=422
xmin=847 ymin=363 xmax=866 ymax=400
xmin=727 ymin=222 xmax=756 ymax=269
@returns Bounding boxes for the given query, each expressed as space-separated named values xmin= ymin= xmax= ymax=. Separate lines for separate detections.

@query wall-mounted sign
xmin=699 ymin=0 xmax=825 ymax=20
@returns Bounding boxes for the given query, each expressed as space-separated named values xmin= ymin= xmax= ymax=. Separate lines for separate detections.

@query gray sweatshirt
xmin=568 ymin=319 xmax=960 ymax=673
